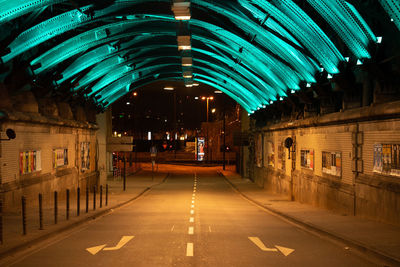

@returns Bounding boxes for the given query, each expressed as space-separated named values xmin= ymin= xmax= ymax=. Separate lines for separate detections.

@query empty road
xmin=10 ymin=167 xmax=373 ymax=266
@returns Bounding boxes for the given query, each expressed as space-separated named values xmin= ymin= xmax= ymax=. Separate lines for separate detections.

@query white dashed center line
xmin=188 ymin=226 xmax=194 ymax=235
xmin=187 ymin=243 xmax=194 ymax=256
xmin=190 ymin=217 xmax=194 ymax=223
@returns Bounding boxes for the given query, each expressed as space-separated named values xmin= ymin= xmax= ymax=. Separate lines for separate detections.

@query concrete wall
xmin=249 ymin=101 xmax=400 ymax=225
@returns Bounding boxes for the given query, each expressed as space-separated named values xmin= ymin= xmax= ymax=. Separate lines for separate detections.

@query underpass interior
xmin=0 ymin=0 xmax=400 ymax=266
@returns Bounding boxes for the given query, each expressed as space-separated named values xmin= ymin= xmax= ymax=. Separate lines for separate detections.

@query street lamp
xmin=201 ymin=96 xmax=214 ymax=162
xmin=201 ymin=96 xmax=214 ymax=122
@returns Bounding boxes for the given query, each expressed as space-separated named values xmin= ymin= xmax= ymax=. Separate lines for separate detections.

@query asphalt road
xmin=11 ymin=168 xmax=374 ymax=267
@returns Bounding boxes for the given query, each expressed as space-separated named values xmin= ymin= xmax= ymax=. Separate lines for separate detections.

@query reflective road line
xmin=187 ymin=243 xmax=194 ymax=256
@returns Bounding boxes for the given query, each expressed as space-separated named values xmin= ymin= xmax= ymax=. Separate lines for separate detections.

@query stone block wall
xmin=249 ymin=101 xmax=400 ymax=225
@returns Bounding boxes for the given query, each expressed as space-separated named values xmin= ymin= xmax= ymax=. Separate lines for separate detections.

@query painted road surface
xmin=11 ymin=167 xmax=374 ymax=267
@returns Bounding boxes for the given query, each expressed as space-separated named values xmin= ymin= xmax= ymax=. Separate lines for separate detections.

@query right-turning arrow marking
xmin=248 ymin=237 xmax=294 ymax=256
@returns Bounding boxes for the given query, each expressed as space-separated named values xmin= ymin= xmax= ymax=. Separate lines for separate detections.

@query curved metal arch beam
xmin=56 ymin=27 xmax=286 ymax=99
xmin=1 ymin=0 xmax=177 ymax=62
xmin=63 ymin=42 xmax=178 ymax=87
xmin=0 ymin=0 xmax=65 ymax=25
xmin=193 ymin=59 xmax=270 ymax=103
xmin=191 ymin=48 xmax=277 ymax=100
xmin=90 ymin=55 xmax=182 ymax=96
xmin=190 ymin=20 xmax=302 ymax=90
xmin=102 ymin=72 xmax=254 ymax=112
xmin=58 ymin=35 xmax=178 ymax=84
xmin=192 ymin=34 xmax=288 ymax=95
xmin=30 ymin=18 xmax=177 ymax=74
xmin=193 ymin=66 xmax=261 ymax=108
xmin=96 ymin=62 xmax=259 ymax=110
xmin=82 ymin=46 xmax=276 ymax=103
xmin=239 ymin=0 xmax=344 ymax=74
xmin=28 ymin=13 xmax=298 ymax=97
xmin=305 ymin=0 xmax=376 ymax=59
xmin=86 ymin=47 xmax=274 ymax=105
xmin=191 ymin=0 xmax=318 ymax=83
xmin=27 ymin=13 xmax=301 ymax=95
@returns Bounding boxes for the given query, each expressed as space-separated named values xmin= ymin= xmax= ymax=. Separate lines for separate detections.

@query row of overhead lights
xmin=172 ymin=1 xmax=194 ymax=88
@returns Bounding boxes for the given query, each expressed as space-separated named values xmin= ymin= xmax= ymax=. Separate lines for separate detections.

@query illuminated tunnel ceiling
xmin=0 ymin=0 xmax=399 ymax=113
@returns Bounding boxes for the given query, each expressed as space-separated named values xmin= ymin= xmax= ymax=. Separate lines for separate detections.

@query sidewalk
xmin=220 ymin=169 xmax=400 ymax=266
xmin=0 ymin=165 xmax=168 ymax=259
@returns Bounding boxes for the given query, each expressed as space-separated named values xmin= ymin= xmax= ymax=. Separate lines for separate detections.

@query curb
xmin=218 ymin=171 xmax=400 ymax=267
xmin=0 ymin=172 xmax=170 ymax=261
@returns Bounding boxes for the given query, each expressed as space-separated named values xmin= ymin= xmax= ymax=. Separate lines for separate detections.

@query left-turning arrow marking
xmin=86 ymin=236 xmax=134 ymax=255
xmin=103 ymin=236 xmax=135 ymax=251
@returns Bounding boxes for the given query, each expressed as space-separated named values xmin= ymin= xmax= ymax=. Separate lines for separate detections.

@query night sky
xmin=112 ymin=80 xmax=237 ymax=137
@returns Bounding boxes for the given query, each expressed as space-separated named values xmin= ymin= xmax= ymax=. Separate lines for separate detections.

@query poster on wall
xmin=265 ymin=141 xmax=275 ymax=167
xmin=277 ymin=143 xmax=285 ymax=170
xmin=80 ymin=142 xmax=90 ymax=172
xmin=373 ymin=143 xmax=400 ymax=177
xmin=19 ymin=150 xmax=41 ymax=174
xmin=373 ymin=144 xmax=383 ymax=173
xmin=322 ymin=152 xmax=341 ymax=177
xmin=53 ymin=148 xmax=68 ymax=168
xmin=196 ymin=137 xmax=205 ymax=161
xmin=300 ymin=149 xmax=314 ymax=170
xmin=255 ymin=134 xmax=263 ymax=168
xmin=391 ymin=144 xmax=400 ymax=176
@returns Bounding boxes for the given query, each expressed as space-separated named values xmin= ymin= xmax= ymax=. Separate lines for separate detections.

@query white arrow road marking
xmin=248 ymin=237 xmax=278 ymax=252
xmin=86 ymin=244 xmax=106 ymax=255
xmin=103 ymin=236 xmax=135 ymax=251
xmin=275 ymin=245 xmax=295 ymax=256
xmin=248 ymin=237 xmax=294 ymax=256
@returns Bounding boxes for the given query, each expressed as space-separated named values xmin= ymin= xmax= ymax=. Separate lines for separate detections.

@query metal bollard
xmin=86 ymin=187 xmax=89 ymax=213
xmin=106 ymin=184 xmax=108 ymax=206
xmin=54 ymin=191 xmax=58 ymax=224
xmin=66 ymin=189 xmax=70 ymax=220
xmin=93 ymin=186 xmax=96 ymax=211
xmin=21 ymin=196 xmax=27 ymax=235
xmin=39 ymin=194 xmax=43 ymax=230
xmin=100 ymin=185 xmax=103 ymax=208
xmin=0 ymin=199 xmax=3 ymax=244
xmin=77 ymin=187 xmax=80 ymax=216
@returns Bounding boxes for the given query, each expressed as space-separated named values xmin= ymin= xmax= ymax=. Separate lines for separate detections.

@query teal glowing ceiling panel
xmin=0 ymin=0 xmax=65 ymax=25
xmin=379 ymin=0 xmax=400 ymax=31
xmin=241 ymin=0 xmax=343 ymax=74
xmin=306 ymin=0 xmax=376 ymax=59
xmin=2 ymin=5 xmax=93 ymax=63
